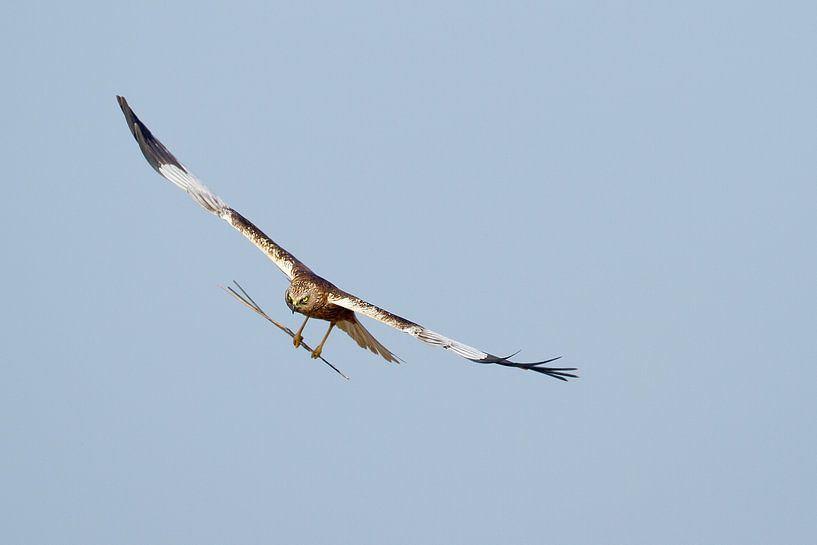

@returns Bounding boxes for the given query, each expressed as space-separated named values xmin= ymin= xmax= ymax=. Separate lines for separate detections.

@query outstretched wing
xmin=327 ymin=291 xmax=578 ymax=380
xmin=116 ymin=95 xmax=309 ymax=280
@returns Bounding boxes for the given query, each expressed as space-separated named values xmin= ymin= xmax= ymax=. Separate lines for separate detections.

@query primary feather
xmin=117 ymin=96 xmax=577 ymax=380
xmin=117 ymin=96 xmax=307 ymax=280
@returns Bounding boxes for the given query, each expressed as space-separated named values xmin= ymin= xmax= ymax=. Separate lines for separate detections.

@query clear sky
xmin=2 ymin=1 xmax=815 ymax=544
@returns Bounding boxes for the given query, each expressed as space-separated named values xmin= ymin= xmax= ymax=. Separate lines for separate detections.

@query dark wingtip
xmin=116 ymin=95 xmax=133 ymax=120
xmin=471 ymin=353 xmax=578 ymax=381
xmin=116 ymin=96 xmax=132 ymax=122
xmin=115 ymin=95 xmax=184 ymax=172
xmin=116 ymin=95 xmax=138 ymax=137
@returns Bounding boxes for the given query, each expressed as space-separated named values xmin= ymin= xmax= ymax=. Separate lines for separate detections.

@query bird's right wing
xmin=117 ymin=96 xmax=310 ymax=280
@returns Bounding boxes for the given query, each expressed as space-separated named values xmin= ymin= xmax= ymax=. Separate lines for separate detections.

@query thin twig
xmin=221 ymin=281 xmax=350 ymax=380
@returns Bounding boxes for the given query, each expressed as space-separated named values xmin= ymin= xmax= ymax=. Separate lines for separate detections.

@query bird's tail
xmin=337 ymin=317 xmax=401 ymax=364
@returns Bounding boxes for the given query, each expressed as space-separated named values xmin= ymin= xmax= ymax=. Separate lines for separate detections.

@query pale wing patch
xmin=157 ymin=163 xmax=227 ymax=215
xmin=118 ymin=95 xmax=227 ymax=216
xmin=117 ymin=96 xmax=307 ymax=280
xmin=413 ymin=329 xmax=488 ymax=360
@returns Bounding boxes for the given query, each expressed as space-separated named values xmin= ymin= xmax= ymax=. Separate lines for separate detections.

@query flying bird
xmin=116 ymin=96 xmax=577 ymax=380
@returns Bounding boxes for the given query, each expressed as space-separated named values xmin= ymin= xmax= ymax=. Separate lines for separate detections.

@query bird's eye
xmin=300 ymin=296 xmax=309 ymax=304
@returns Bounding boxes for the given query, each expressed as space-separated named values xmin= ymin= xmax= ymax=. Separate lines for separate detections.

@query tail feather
xmin=337 ymin=317 xmax=401 ymax=363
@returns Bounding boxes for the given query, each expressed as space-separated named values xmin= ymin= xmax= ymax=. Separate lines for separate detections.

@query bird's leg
xmin=293 ymin=316 xmax=309 ymax=348
xmin=311 ymin=322 xmax=336 ymax=359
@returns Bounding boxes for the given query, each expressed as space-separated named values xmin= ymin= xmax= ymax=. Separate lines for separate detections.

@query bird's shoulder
xmin=291 ymin=271 xmax=341 ymax=294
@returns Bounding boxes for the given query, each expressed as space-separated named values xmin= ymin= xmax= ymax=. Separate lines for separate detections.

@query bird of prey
xmin=116 ymin=96 xmax=577 ymax=380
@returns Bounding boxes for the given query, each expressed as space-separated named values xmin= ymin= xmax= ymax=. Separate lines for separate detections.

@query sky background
xmin=2 ymin=1 xmax=816 ymax=544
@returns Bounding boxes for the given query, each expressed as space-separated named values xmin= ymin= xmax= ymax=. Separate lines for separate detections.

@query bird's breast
xmin=304 ymin=303 xmax=355 ymax=322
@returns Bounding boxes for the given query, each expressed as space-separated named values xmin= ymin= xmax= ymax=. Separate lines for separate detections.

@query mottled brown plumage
xmin=225 ymin=209 xmax=310 ymax=280
xmin=117 ymin=96 xmax=577 ymax=380
xmin=284 ymin=273 xmax=400 ymax=362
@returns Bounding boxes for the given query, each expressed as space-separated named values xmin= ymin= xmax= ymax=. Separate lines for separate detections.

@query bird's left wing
xmin=116 ymin=96 xmax=310 ymax=280
xmin=327 ymin=290 xmax=577 ymax=380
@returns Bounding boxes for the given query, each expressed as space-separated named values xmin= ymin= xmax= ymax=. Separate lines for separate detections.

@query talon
xmin=310 ymin=322 xmax=335 ymax=361
xmin=292 ymin=316 xmax=309 ymax=348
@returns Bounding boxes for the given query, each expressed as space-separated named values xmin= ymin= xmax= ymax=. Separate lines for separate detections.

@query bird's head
xmin=285 ymin=285 xmax=322 ymax=314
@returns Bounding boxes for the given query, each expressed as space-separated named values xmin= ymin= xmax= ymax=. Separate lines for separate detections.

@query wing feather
xmin=328 ymin=291 xmax=578 ymax=380
xmin=118 ymin=96 xmax=577 ymax=380
xmin=336 ymin=318 xmax=401 ymax=364
xmin=117 ymin=96 xmax=308 ymax=280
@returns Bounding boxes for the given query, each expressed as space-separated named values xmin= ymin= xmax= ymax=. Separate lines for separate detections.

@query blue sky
xmin=2 ymin=2 xmax=816 ymax=543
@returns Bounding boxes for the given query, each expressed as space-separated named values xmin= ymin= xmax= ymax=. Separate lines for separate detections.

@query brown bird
xmin=117 ymin=96 xmax=577 ymax=380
